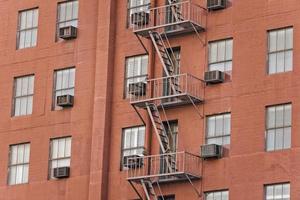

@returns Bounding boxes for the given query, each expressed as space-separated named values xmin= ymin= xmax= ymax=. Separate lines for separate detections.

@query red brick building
xmin=0 ymin=0 xmax=299 ymax=200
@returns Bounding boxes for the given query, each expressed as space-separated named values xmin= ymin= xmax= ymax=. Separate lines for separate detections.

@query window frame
xmin=56 ymin=0 xmax=79 ymax=40
xmin=52 ymin=67 xmax=76 ymax=110
xmin=205 ymin=189 xmax=229 ymax=200
xmin=7 ymin=142 xmax=31 ymax=185
xmin=205 ymin=112 xmax=231 ymax=146
xmin=264 ymin=182 xmax=290 ymax=200
xmin=208 ymin=38 xmax=233 ymax=74
xmin=48 ymin=136 xmax=72 ymax=179
xmin=127 ymin=0 xmax=151 ymax=28
xmin=120 ymin=125 xmax=146 ymax=170
xmin=12 ymin=74 xmax=35 ymax=117
xmin=16 ymin=7 xmax=39 ymax=49
xmin=267 ymin=26 xmax=293 ymax=75
xmin=265 ymin=103 xmax=292 ymax=152
xmin=123 ymin=54 xmax=148 ymax=99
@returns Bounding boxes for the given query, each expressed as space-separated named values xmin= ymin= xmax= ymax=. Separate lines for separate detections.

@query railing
xmin=126 ymin=152 xmax=201 ymax=180
xmin=128 ymin=73 xmax=204 ymax=106
xmin=131 ymin=1 xmax=206 ymax=33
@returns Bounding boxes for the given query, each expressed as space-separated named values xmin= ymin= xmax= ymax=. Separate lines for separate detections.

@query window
xmin=17 ymin=8 xmax=39 ymax=49
xmin=8 ymin=143 xmax=30 ymax=185
xmin=266 ymin=104 xmax=291 ymax=151
xmin=49 ymin=137 xmax=72 ymax=179
xmin=121 ymin=126 xmax=145 ymax=168
xmin=57 ymin=0 xmax=79 ymax=39
xmin=206 ymin=113 xmax=231 ymax=145
xmin=205 ymin=190 xmax=229 ymax=200
xmin=268 ymin=27 xmax=293 ymax=74
xmin=53 ymin=68 xmax=75 ymax=109
xmin=13 ymin=75 xmax=35 ymax=116
xmin=265 ymin=183 xmax=290 ymax=200
xmin=125 ymin=55 xmax=148 ymax=98
xmin=208 ymin=39 xmax=233 ymax=74
xmin=127 ymin=0 xmax=150 ymax=27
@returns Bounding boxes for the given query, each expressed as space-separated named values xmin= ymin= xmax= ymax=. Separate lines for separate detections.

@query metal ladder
xmin=141 ymin=179 xmax=158 ymax=200
xmin=146 ymin=102 xmax=177 ymax=173
xmin=167 ymin=0 xmax=184 ymax=22
xmin=149 ymin=31 xmax=181 ymax=95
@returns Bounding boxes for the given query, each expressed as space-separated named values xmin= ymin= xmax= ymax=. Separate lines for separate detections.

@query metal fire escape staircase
xmin=127 ymin=1 xmax=206 ymax=199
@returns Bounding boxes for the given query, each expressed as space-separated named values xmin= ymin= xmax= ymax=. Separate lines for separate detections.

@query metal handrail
xmin=126 ymin=151 xmax=201 ymax=180
xmin=131 ymin=1 xmax=206 ymax=33
xmin=128 ymin=73 xmax=204 ymax=105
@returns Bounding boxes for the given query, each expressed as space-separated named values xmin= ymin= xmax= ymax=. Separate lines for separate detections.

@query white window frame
xmin=12 ymin=75 xmax=35 ymax=117
xmin=48 ymin=136 xmax=72 ymax=179
xmin=205 ymin=190 xmax=229 ymax=200
xmin=266 ymin=104 xmax=291 ymax=151
xmin=121 ymin=126 xmax=146 ymax=168
xmin=208 ymin=38 xmax=233 ymax=74
xmin=53 ymin=67 xmax=76 ymax=110
xmin=17 ymin=8 xmax=39 ymax=49
xmin=124 ymin=55 xmax=148 ymax=98
xmin=127 ymin=0 xmax=151 ymax=27
xmin=206 ymin=113 xmax=231 ymax=146
xmin=268 ymin=27 xmax=293 ymax=74
xmin=56 ymin=0 xmax=79 ymax=40
xmin=8 ymin=143 xmax=30 ymax=185
xmin=265 ymin=183 xmax=290 ymax=200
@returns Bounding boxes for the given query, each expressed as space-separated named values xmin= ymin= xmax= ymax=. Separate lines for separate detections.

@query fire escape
xmin=126 ymin=1 xmax=207 ymax=199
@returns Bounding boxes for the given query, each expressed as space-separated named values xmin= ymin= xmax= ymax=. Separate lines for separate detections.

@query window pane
xmin=277 ymin=29 xmax=285 ymax=51
xmin=276 ymin=52 xmax=285 ymax=73
xmin=24 ymin=144 xmax=30 ymax=163
xmin=283 ymin=127 xmax=291 ymax=149
xmin=57 ymin=158 xmax=70 ymax=167
xmin=269 ymin=31 xmax=277 ymax=52
xmin=225 ymin=39 xmax=233 ymax=60
xmin=223 ymin=114 xmax=231 ymax=135
xmin=284 ymin=104 xmax=292 ymax=126
xmin=285 ymin=28 xmax=293 ymax=49
xmin=58 ymin=139 xmax=66 ymax=158
xmin=9 ymin=166 xmax=17 ymax=185
xmin=25 ymin=10 xmax=33 ymax=29
xmin=267 ymin=129 xmax=275 ymax=151
xmin=209 ymin=42 xmax=218 ymax=63
xmin=32 ymin=9 xmax=39 ymax=27
xmin=17 ymin=144 xmax=25 ymax=164
xmin=26 ymin=96 xmax=33 ymax=115
xmin=207 ymin=117 xmax=215 ymax=137
xmin=15 ymin=165 xmax=24 ymax=184
xmin=267 ymin=107 xmax=276 ymax=129
xmin=51 ymin=139 xmax=59 ymax=159
xmin=217 ymin=41 xmax=226 ymax=61
xmin=21 ymin=77 xmax=29 ymax=96
xmin=22 ymin=164 xmax=29 ymax=183
xmin=215 ymin=115 xmax=223 ymax=136
xmin=268 ymin=53 xmax=277 ymax=74
xmin=284 ymin=50 xmax=293 ymax=72
xmin=275 ymin=105 xmax=284 ymax=128
xmin=65 ymin=137 xmax=72 ymax=157
xmin=275 ymin=128 xmax=284 ymax=150
xmin=10 ymin=145 xmax=18 ymax=165
xmin=72 ymin=1 xmax=79 ymax=19
xmin=209 ymin=62 xmax=225 ymax=72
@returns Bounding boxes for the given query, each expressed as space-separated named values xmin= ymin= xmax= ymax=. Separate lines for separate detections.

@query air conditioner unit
xmin=53 ymin=167 xmax=70 ymax=178
xmin=59 ymin=26 xmax=77 ymax=40
xmin=207 ymin=0 xmax=227 ymax=11
xmin=128 ymin=82 xmax=147 ymax=96
xmin=131 ymin=11 xmax=150 ymax=25
xmin=204 ymin=70 xmax=225 ymax=84
xmin=57 ymin=94 xmax=74 ymax=107
xmin=200 ymin=144 xmax=223 ymax=159
xmin=123 ymin=155 xmax=143 ymax=168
